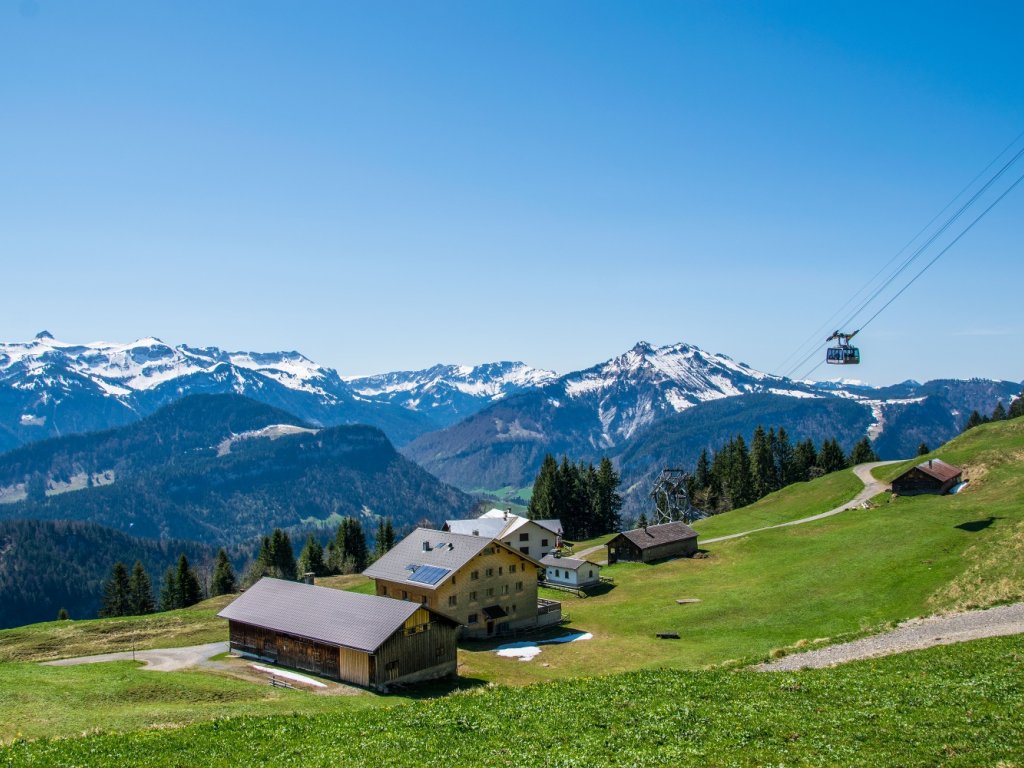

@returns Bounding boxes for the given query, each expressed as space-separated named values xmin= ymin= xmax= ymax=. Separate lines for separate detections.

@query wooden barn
xmin=606 ymin=521 xmax=698 ymax=564
xmin=218 ymin=577 xmax=459 ymax=689
xmin=891 ymin=459 xmax=963 ymax=496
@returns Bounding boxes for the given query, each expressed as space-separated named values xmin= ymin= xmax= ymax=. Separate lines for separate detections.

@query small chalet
xmin=891 ymin=459 xmax=964 ymax=496
xmin=364 ymin=528 xmax=562 ymax=638
xmin=444 ymin=508 xmax=563 ymax=562
xmin=606 ymin=521 xmax=699 ymax=564
xmin=540 ymin=554 xmax=602 ymax=589
xmin=218 ymin=577 xmax=459 ymax=689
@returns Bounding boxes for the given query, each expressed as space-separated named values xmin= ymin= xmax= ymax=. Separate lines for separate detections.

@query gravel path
xmin=44 ymin=641 xmax=229 ymax=671
xmin=702 ymin=461 xmax=900 ymax=545
xmin=756 ymin=602 xmax=1024 ymax=671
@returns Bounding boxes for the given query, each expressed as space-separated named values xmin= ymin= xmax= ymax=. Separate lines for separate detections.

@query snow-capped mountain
xmin=402 ymin=340 xmax=1021 ymax=494
xmin=345 ymin=362 xmax=557 ymax=420
xmin=0 ymin=333 xmax=554 ymax=451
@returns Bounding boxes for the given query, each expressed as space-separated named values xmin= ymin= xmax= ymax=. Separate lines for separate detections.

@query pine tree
xmin=818 ymin=438 xmax=848 ymax=474
xmin=1009 ymin=393 xmax=1024 ymax=419
xmin=297 ymin=534 xmax=327 ymax=577
xmin=337 ymin=519 xmax=369 ymax=574
xmin=964 ymin=410 xmax=984 ymax=431
xmin=159 ymin=566 xmax=180 ymax=611
xmin=793 ymin=439 xmax=818 ymax=482
xmin=100 ymin=562 xmax=132 ymax=618
xmin=917 ymin=442 xmax=930 ymax=456
xmin=772 ymin=427 xmax=796 ymax=487
xmin=849 ymin=436 xmax=879 ymax=465
xmin=636 ymin=512 xmax=649 ymax=529
xmin=724 ymin=435 xmax=754 ymax=509
xmin=176 ymin=554 xmax=203 ymax=607
xmin=128 ymin=560 xmax=155 ymax=615
xmin=374 ymin=517 xmax=396 ymax=560
xmin=991 ymin=401 xmax=1007 ymax=421
xmin=750 ymin=426 xmax=777 ymax=500
xmin=258 ymin=529 xmax=297 ymax=580
xmin=594 ymin=457 xmax=623 ymax=534
xmin=527 ymin=454 xmax=559 ymax=520
xmin=57 ymin=607 xmax=70 ymax=621
xmin=210 ymin=548 xmax=237 ymax=596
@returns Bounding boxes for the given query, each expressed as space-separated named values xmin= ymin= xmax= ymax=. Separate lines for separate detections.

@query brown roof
xmin=909 ymin=459 xmax=962 ymax=483
xmin=612 ymin=521 xmax=698 ymax=550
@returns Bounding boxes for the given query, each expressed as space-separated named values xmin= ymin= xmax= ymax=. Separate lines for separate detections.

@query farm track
xmin=44 ymin=641 xmax=229 ymax=671
xmin=755 ymin=602 xmax=1024 ymax=670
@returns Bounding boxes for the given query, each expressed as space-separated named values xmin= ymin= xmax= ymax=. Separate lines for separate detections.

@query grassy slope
xmin=4 ymin=634 xmax=1023 ymax=767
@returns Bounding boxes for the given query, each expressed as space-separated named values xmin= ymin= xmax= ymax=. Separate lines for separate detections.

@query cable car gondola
xmin=825 ymin=330 xmax=860 ymax=365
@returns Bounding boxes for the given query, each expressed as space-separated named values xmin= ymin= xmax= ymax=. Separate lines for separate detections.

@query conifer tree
xmin=373 ymin=517 xmax=396 ymax=560
xmin=917 ymin=442 xmax=930 ymax=456
xmin=176 ymin=554 xmax=203 ymax=607
xmin=636 ymin=512 xmax=649 ymax=529
xmin=750 ymin=426 xmax=777 ymax=499
xmin=1009 ymin=392 xmax=1024 ymax=419
xmin=159 ymin=566 xmax=180 ymax=611
xmin=334 ymin=519 xmax=368 ymax=574
xmin=849 ymin=436 xmax=879 ymax=465
xmin=991 ymin=401 xmax=1007 ymax=421
xmin=964 ymin=410 xmax=984 ymax=431
xmin=594 ymin=457 xmax=623 ymax=533
xmin=527 ymin=454 xmax=560 ymax=520
xmin=772 ymin=427 xmax=796 ymax=488
xmin=297 ymin=534 xmax=327 ymax=577
xmin=818 ymin=438 xmax=848 ymax=474
xmin=100 ymin=562 xmax=132 ymax=618
xmin=210 ymin=548 xmax=237 ymax=596
xmin=793 ymin=439 xmax=818 ymax=482
xmin=57 ymin=608 xmax=70 ymax=621
xmin=128 ymin=560 xmax=155 ymax=615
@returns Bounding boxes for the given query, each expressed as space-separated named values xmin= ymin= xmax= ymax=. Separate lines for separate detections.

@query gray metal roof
xmin=443 ymin=518 xmax=508 ymax=539
xmin=540 ymin=555 xmax=596 ymax=570
xmin=217 ymin=577 xmax=426 ymax=653
xmin=911 ymin=458 xmax=962 ymax=483
xmin=613 ymin=521 xmax=698 ymax=550
xmin=534 ymin=519 xmax=563 ymax=535
xmin=363 ymin=528 xmax=493 ymax=589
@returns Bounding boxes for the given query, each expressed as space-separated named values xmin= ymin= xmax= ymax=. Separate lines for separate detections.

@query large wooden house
xmin=218 ymin=577 xmax=459 ymax=689
xmin=364 ymin=528 xmax=562 ymax=638
xmin=891 ymin=459 xmax=963 ymax=496
xmin=606 ymin=521 xmax=699 ymax=564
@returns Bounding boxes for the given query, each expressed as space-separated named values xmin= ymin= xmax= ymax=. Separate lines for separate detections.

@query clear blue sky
xmin=2 ymin=1 xmax=1022 ymax=385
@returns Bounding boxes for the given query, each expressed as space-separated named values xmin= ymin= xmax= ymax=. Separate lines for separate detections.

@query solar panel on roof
xmin=407 ymin=564 xmax=451 ymax=586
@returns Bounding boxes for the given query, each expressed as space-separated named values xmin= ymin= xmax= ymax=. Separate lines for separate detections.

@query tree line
xmin=96 ymin=515 xmax=397 ymax=620
xmin=681 ymin=428 xmax=878 ymax=519
xmin=526 ymin=456 xmax=623 ymax=541
xmin=963 ymin=393 xmax=1024 ymax=432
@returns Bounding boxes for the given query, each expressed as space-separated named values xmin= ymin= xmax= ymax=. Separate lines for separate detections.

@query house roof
xmin=533 ymin=519 xmax=563 ymax=536
xmin=443 ymin=518 xmax=508 ymax=539
xmin=905 ymin=458 xmax=963 ymax=483
xmin=612 ymin=521 xmax=698 ymax=550
xmin=217 ymin=577 xmax=435 ymax=653
xmin=364 ymin=527 xmax=539 ymax=589
xmin=540 ymin=555 xmax=597 ymax=571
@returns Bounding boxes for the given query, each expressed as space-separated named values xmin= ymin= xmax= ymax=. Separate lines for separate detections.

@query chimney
xmin=929 ymin=459 xmax=933 ymax=468
xmin=505 ymin=507 xmax=510 ymax=520
xmin=303 ymin=572 xmax=315 ymax=585
xmin=422 ymin=541 xmax=431 ymax=552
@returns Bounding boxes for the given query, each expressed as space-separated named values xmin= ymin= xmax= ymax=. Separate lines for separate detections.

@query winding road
xmin=44 ymin=641 xmax=229 ymax=671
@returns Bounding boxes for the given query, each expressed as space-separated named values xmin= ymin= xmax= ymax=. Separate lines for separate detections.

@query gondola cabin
xmin=826 ymin=331 xmax=860 ymax=365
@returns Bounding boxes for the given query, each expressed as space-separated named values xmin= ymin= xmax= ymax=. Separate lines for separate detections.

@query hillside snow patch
xmin=495 ymin=632 xmax=593 ymax=662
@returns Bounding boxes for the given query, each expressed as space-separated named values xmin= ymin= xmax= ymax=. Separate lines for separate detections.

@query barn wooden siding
xmin=372 ymin=608 xmax=458 ymax=687
xmin=228 ymin=621 xmax=341 ymax=680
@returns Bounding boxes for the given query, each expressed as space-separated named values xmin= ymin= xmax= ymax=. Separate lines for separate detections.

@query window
xmin=421 ymin=596 xmax=429 ymax=606
xmin=589 ymin=570 xmax=594 ymax=578
xmin=448 ymin=595 xmax=457 ymax=607
xmin=451 ymin=575 xmax=456 ymax=586
xmin=471 ymin=570 xmax=479 ymax=581
xmin=516 ymin=581 xmax=523 ymax=592
xmin=541 ymin=539 xmax=549 ymax=547
xmin=381 ymin=586 xmax=388 ymax=596
xmin=519 ymin=532 xmax=529 ymax=542
xmin=485 ymin=568 xmax=494 ymax=577
xmin=469 ymin=590 xmax=477 ymax=601
xmin=554 ymin=570 xmax=560 ymax=578
xmin=468 ymin=613 xmax=478 ymax=624
xmin=498 ymin=566 xmax=503 ymax=576
xmin=511 ymin=604 xmax=517 ymax=613
xmin=502 ymin=584 xmax=509 ymax=595
xmin=509 ymin=564 xmax=517 ymax=574
xmin=401 ymin=590 xmax=408 ymax=600
xmin=520 ymin=546 xmax=530 ymax=555
xmin=386 ymin=660 xmax=399 ymax=673
xmin=486 ymin=587 xmax=494 ymax=597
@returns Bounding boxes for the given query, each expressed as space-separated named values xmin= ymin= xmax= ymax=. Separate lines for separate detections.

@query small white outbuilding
xmin=540 ymin=554 xmax=602 ymax=588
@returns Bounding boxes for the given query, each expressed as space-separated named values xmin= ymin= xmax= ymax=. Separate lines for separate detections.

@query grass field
xmin=4 ymin=633 xmax=1022 ymax=767
xmin=2 ymin=418 xmax=1022 ymax=748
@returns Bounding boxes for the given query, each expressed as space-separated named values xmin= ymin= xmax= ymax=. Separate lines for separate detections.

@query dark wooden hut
xmin=218 ymin=577 xmax=459 ymax=689
xmin=606 ymin=521 xmax=698 ymax=564
xmin=891 ymin=459 xmax=963 ymax=496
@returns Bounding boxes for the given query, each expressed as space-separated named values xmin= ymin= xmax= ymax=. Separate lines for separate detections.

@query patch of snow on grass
xmin=495 ymin=631 xmax=594 ymax=662
xmin=250 ymin=664 xmax=327 ymax=687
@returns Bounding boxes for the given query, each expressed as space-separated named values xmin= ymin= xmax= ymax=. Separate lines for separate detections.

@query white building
xmin=444 ymin=509 xmax=562 ymax=563
xmin=539 ymin=554 xmax=602 ymax=588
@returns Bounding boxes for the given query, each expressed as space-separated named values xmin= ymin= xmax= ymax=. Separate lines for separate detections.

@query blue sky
xmin=2 ymin=1 xmax=1022 ymax=385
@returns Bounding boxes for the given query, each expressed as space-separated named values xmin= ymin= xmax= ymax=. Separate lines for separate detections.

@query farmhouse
xmin=364 ymin=528 xmax=562 ymax=638
xmin=218 ymin=577 xmax=459 ymax=689
xmin=606 ymin=521 xmax=699 ymax=564
xmin=444 ymin=508 xmax=563 ymax=562
xmin=540 ymin=554 xmax=602 ymax=589
xmin=892 ymin=459 xmax=964 ymax=496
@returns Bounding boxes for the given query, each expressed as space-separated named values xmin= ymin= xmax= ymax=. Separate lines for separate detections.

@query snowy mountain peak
xmin=34 ymin=330 xmax=54 ymax=340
